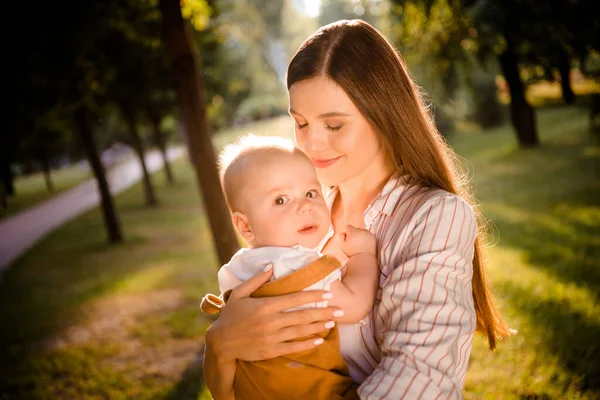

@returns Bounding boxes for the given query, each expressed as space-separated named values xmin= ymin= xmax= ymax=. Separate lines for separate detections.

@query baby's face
xmin=241 ymin=153 xmax=330 ymax=249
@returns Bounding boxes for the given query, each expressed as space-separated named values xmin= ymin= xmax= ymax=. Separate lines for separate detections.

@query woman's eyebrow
xmin=317 ymin=111 xmax=350 ymax=118
xmin=289 ymin=109 xmax=350 ymax=118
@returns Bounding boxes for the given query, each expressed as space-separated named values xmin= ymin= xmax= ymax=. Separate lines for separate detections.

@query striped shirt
xmin=328 ymin=174 xmax=477 ymax=399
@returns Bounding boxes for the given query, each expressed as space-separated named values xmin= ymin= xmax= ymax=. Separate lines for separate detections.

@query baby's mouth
xmin=298 ymin=224 xmax=318 ymax=234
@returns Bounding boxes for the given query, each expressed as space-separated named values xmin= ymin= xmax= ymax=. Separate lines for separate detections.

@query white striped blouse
xmin=329 ymin=173 xmax=477 ymax=399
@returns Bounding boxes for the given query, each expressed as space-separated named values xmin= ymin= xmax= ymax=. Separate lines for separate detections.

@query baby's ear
xmin=232 ymin=212 xmax=254 ymax=243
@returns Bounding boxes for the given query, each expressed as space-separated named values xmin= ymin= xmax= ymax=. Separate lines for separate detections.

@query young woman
xmin=203 ymin=19 xmax=512 ymax=399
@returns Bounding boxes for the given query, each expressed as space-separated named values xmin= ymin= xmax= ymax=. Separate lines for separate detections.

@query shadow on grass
xmin=490 ymin=213 xmax=600 ymax=298
xmin=0 ymin=234 xmax=151 ymax=359
xmin=473 ymin=129 xmax=600 ymax=295
xmin=0 ymin=163 xmax=212 ymax=373
xmin=460 ymin=108 xmax=600 ymax=396
xmin=496 ymin=281 xmax=600 ymax=394
xmin=164 ymin=345 xmax=207 ymax=400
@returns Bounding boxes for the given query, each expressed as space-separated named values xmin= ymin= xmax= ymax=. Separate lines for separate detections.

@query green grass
xmin=451 ymin=106 xmax=600 ymax=399
xmin=1 ymin=164 xmax=92 ymax=219
xmin=0 ymin=111 xmax=598 ymax=399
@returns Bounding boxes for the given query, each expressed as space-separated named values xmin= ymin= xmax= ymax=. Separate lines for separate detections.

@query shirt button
xmin=358 ymin=319 xmax=367 ymax=327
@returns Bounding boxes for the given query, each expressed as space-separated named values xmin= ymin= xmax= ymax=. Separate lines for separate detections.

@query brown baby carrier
xmin=201 ymin=254 xmax=357 ymax=400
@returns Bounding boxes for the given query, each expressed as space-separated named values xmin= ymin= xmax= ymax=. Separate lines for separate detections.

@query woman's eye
xmin=275 ymin=196 xmax=287 ymax=205
xmin=325 ymin=125 xmax=341 ymax=132
xmin=306 ymin=190 xmax=318 ymax=199
xmin=296 ymin=122 xmax=308 ymax=129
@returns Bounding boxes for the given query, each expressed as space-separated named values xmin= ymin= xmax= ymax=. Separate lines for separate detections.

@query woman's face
xmin=289 ymin=76 xmax=385 ymax=187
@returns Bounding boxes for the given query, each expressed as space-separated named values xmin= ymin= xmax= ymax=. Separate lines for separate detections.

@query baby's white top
xmin=217 ymin=245 xmax=341 ymax=309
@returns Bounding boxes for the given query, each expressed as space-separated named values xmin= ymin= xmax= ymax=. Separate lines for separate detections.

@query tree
xmin=159 ymin=0 xmax=240 ymax=265
xmin=12 ymin=0 xmax=127 ymax=242
xmin=146 ymin=101 xmax=176 ymax=185
xmin=75 ymin=105 xmax=124 ymax=243
xmin=103 ymin=6 xmax=163 ymax=207
xmin=464 ymin=0 xmax=599 ymax=145
xmin=391 ymin=0 xmax=599 ymax=146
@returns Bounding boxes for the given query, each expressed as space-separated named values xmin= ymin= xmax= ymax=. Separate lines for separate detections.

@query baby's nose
xmin=299 ymin=199 xmax=313 ymax=213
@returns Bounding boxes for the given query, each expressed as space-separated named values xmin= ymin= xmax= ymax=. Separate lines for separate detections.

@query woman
xmin=204 ymin=19 xmax=511 ymax=399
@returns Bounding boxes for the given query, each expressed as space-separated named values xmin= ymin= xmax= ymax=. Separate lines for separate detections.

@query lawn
xmin=0 ymin=108 xmax=598 ymax=399
xmin=1 ymin=164 xmax=92 ymax=219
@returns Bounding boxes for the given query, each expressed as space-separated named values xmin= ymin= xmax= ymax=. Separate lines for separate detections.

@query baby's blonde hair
xmin=218 ymin=134 xmax=303 ymax=212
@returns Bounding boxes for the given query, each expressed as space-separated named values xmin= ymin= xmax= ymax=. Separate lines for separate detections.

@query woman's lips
xmin=310 ymin=156 xmax=342 ymax=168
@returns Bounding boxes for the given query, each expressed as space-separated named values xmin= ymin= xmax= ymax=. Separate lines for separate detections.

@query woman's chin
xmin=316 ymin=172 xmax=342 ymax=188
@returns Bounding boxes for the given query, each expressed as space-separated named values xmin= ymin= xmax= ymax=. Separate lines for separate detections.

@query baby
xmin=202 ymin=134 xmax=378 ymax=400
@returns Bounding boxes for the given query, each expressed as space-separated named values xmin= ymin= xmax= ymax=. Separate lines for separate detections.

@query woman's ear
xmin=232 ymin=212 xmax=255 ymax=244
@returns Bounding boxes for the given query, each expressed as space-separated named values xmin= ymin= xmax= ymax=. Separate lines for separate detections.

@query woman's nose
xmin=303 ymin=126 xmax=327 ymax=153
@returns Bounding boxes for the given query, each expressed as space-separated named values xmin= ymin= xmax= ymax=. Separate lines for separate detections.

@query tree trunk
xmin=0 ymin=154 xmax=14 ymax=196
xmin=121 ymin=103 xmax=158 ymax=207
xmin=557 ymin=49 xmax=576 ymax=105
xmin=159 ymin=0 xmax=239 ymax=266
xmin=0 ymin=183 xmax=7 ymax=213
xmin=75 ymin=105 xmax=123 ymax=244
xmin=39 ymin=152 xmax=54 ymax=193
xmin=147 ymin=106 xmax=175 ymax=185
xmin=497 ymin=47 xmax=539 ymax=147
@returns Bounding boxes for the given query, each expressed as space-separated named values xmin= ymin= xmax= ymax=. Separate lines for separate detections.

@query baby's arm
xmin=328 ymin=225 xmax=379 ymax=324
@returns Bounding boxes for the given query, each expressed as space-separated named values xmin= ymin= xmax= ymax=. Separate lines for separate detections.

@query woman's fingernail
xmin=333 ymin=309 xmax=345 ymax=318
xmin=263 ymin=264 xmax=273 ymax=272
xmin=314 ymin=338 xmax=324 ymax=345
xmin=322 ymin=292 xmax=333 ymax=300
xmin=325 ymin=321 xmax=335 ymax=329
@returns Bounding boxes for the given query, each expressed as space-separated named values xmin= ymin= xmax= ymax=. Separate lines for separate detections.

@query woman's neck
xmin=334 ymin=151 xmax=394 ymax=224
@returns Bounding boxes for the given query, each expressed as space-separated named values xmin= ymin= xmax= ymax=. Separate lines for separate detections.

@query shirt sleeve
xmin=358 ymin=195 xmax=477 ymax=399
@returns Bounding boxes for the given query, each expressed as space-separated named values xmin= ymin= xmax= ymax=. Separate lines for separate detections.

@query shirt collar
xmin=366 ymin=173 xmax=406 ymax=217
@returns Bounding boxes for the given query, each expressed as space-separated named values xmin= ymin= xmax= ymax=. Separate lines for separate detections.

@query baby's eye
xmin=296 ymin=122 xmax=308 ymax=130
xmin=275 ymin=196 xmax=288 ymax=205
xmin=325 ymin=125 xmax=341 ymax=132
xmin=306 ymin=190 xmax=318 ymax=199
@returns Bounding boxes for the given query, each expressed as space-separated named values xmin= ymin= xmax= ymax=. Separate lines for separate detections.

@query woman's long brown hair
xmin=287 ymin=19 xmax=513 ymax=349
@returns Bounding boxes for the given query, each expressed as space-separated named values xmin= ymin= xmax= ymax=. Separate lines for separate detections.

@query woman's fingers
xmin=274 ymin=320 xmax=335 ymax=343
xmin=259 ymin=290 xmax=333 ymax=314
xmin=272 ymin=306 xmax=342 ymax=329
xmin=268 ymin=337 xmax=328 ymax=359
xmin=228 ymin=264 xmax=274 ymax=300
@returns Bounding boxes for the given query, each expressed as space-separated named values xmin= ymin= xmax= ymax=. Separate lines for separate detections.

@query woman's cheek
xmin=294 ymin=129 xmax=307 ymax=151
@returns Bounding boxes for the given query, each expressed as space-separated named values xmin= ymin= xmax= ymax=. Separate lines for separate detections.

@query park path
xmin=0 ymin=147 xmax=185 ymax=272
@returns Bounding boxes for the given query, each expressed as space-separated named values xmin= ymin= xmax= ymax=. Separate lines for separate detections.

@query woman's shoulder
xmin=378 ymin=176 xmax=475 ymax=231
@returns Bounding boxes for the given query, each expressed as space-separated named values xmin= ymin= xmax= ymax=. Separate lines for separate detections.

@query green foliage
xmin=318 ymin=0 xmax=385 ymax=28
xmin=452 ymin=106 xmax=600 ymax=398
xmin=235 ymin=94 xmax=289 ymax=122
xmin=469 ymin=69 xmax=505 ymax=128
xmin=181 ymin=0 xmax=212 ymax=30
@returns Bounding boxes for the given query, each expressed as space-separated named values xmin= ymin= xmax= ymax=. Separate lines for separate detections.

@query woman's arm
xmin=358 ymin=195 xmax=478 ymax=399
xmin=202 ymin=267 xmax=345 ymax=399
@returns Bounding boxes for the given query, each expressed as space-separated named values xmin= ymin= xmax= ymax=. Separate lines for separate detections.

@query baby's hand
xmin=339 ymin=225 xmax=377 ymax=257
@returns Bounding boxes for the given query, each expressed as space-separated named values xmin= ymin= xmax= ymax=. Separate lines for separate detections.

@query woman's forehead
xmin=289 ymin=76 xmax=356 ymax=116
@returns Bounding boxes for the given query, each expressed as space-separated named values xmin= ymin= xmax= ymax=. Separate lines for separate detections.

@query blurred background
xmin=0 ymin=0 xmax=598 ymax=399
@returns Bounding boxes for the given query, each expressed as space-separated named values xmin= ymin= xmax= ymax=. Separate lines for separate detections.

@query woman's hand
xmin=207 ymin=265 xmax=344 ymax=362
xmin=203 ymin=265 xmax=344 ymax=399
